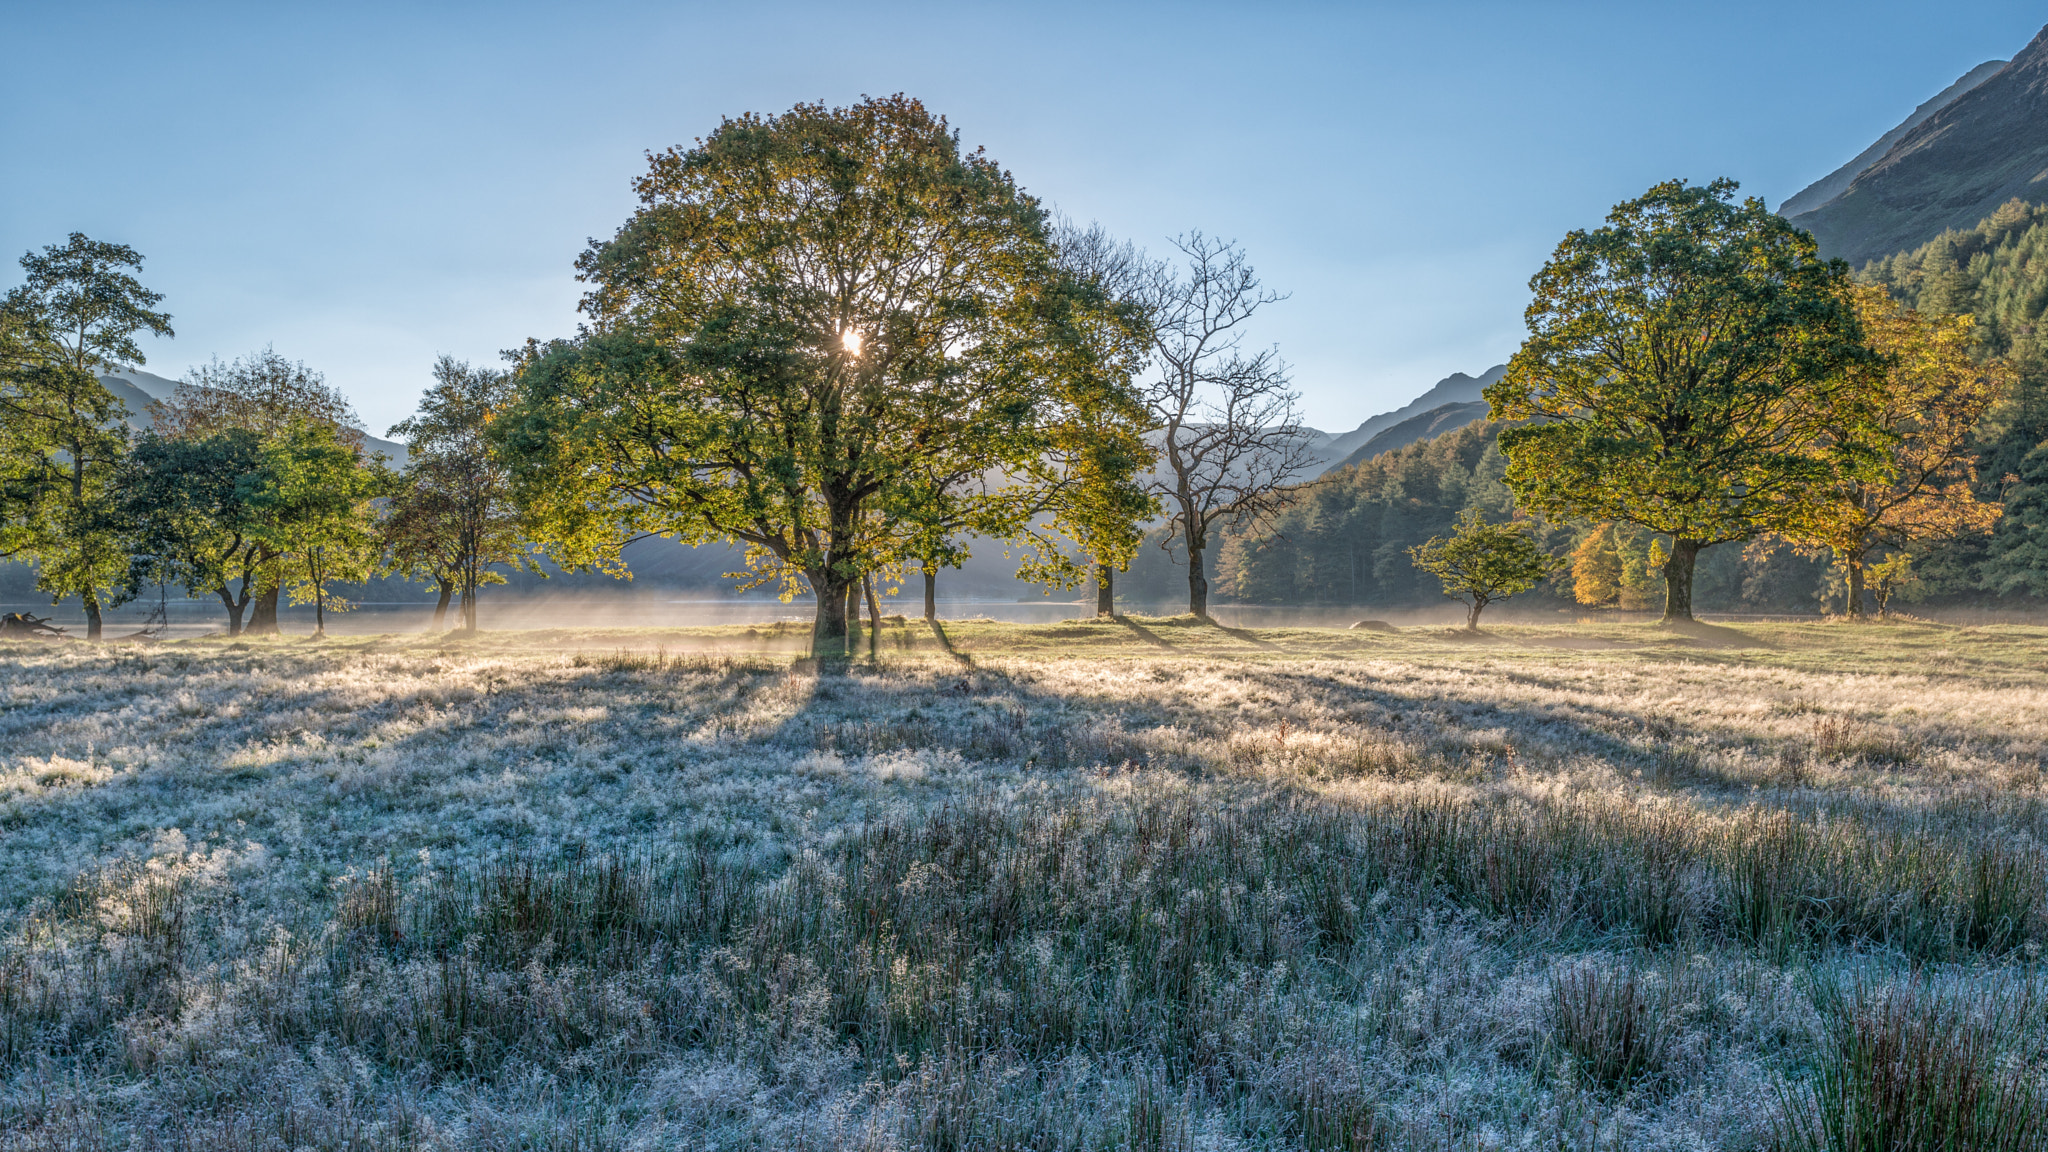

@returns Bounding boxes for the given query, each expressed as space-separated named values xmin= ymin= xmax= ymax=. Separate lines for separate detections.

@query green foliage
xmin=145 ymin=349 xmax=367 ymax=635
xmin=1486 ymin=179 xmax=1876 ymax=620
xmin=0 ymin=234 xmax=173 ymax=638
xmin=114 ymin=430 xmax=268 ymax=631
xmin=239 ymin=419 xmax=388 ymax=635
xmin=1860 ymin=199 xmax=2048 ymax=599
xmin=1983 ymin=442 xmax=2048 ymax=596
xmin=499 ymin=97 xmax=1108 ymax=655
xmin=1406 ymin=509 xmax=1559 ymax=628
xmin=386 ymin=357 xmax=526 ymax=631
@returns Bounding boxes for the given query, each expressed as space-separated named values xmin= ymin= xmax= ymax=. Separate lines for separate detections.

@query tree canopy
xmin=498 ymin=95 xmax=1125 ymax=654
xmin=387 ymin=357 xmax=525 ymax=631
xmin=1407 ymin=510 xmax=1558 ymax=629
xmin=1485 ymin=178 xmax=1875 ymax=621
xmin=1781 ymin=284 xmax=2006 ymax=615
xmin=0 ymin=233 xmax=173 ymax=638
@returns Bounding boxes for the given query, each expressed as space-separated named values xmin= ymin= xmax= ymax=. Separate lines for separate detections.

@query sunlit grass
xmin=1 ymin=616 xmax=2044 ymax=1149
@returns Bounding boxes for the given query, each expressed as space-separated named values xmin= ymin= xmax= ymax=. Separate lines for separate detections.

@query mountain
xmin=1780 ymin=59 xmax=2006 ymax=219
xmin=1303 ymin=364 xmax=1504 ymax=474
xmin=100 ymin=368 xmax=410 ymax=463
xmin=1332 ymin=401 xmax=1490 ymax=471
xmin=1789 ymin=25 xmax=2048 ymax=266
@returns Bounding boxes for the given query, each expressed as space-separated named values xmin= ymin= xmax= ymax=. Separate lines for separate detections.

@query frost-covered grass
xmin=3 ymin=615 xmax=2047 ymax=1150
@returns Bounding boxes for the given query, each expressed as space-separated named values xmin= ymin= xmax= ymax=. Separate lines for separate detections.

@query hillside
xmin=1333 ymin=400 xmax=1489 ymax=470
xmin=1303 ymin=364 xmax=1503 ymax=473
xmin=1789 ymin=25 xmax=2048 ymax=265
xmin=1779 ymin=58 xmax=2005 ymax=218
xmin=100 ymin=367 xmax=410 ymax=463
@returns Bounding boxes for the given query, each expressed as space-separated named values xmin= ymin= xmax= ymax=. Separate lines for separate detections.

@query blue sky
xmin=4 ymin=2 xmax=2043 ymax=436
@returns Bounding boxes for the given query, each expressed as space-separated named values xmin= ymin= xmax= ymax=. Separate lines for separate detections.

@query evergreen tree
xmin=1984 ymin=442 xmax=2048 ymax=597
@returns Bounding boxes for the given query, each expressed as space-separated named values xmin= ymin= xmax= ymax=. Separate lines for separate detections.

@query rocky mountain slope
xmin=1789 ymin=25 xmax=2048 ymax=265
xmin=1780 ymin=58 xmax=2006 ymax=219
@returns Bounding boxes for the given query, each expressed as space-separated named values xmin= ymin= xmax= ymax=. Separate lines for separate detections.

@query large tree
xmin=149 ymin=348 xmax=368 ymax=635
xmin=0 ymin=234 xmax=174 ymax=639
xmin=387 ymin=357 xmax=525 ymax=632
xmin=1142 ymin=233 xmax=1313 ymax=618
xmin=1485 ymin=179 xmax=1875 ymax=621
xmin=1784 ymin=284 xmax=2008 ymax=616
xmin=498 ymin=96 xmax=1090 ymax=656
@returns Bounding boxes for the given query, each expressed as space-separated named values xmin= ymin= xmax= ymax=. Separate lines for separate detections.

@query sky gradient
xmin=5 ymin=1 xmax=2044 ymax=436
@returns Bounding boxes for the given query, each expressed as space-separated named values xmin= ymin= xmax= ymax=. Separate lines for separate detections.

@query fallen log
xmin=0 ymin=612 xmax=67 ymax=639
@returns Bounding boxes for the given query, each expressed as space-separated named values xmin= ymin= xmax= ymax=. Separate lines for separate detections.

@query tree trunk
xmin=311 ymin=554 xmax=326 ymax=638
xmin=1660 ymin=538 xmax=1703 ymax=622
xmin=216 ymin=585 xmax=245 ymax=636
xmin=83 ymin=592 xmax=103 ymax=641
xmin=811 ymin=570 xmax=852 ymax=659
xmin=1845 ymin=554 xmax=1866 ymax=620
xmin=1466 ymin=599 xmax=1483 ymax=630
xmin=864 ymin=573 xmax=880 ymax=657
xmin=1096 ymin=563 xmax=1115 ymax=618
xmin=845 ymin=581 xmax=863 ymax=653
xmin=431 ymin=578 xmax=453 ymax=631
xmin=1187 ymin=543 xmax=1209 ymax=619
xmin=923 ymin=560 xmax=937 ymax=622
xmin=248 ymin=586 xmax=282 ymax=636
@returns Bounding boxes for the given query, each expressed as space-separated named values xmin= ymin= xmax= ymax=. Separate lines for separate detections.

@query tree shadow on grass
xmin=1112 ymin=617 xmax=1177 ymax=649
xmin=1654 ymin=619 xmax=1768 ymax=649
xmin=926 ymin=620 xmax=975 ymax=666
xmin=1208 ymin=619 xmax=1283 ymax=652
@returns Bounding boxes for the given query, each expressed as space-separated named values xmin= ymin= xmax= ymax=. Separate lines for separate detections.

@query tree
xmin=1569 ymin=524 xmax=1624 ymax=607
xmin=1045 ymin=220 xmax=1158 ymax=618
xmin=1485 ymin=179 xmax=1875 ymax=622
xmin=387 ymin=357 xmax=526 ymax=632
xmin=1782 ymin=284 xmax=2007 ymax=616
xmin=1407 ymin=510 xmax=1559 ymax=629
xmin=497 ymin=96 xmax=1081 ymax=657
xmin=1867 ymin=551 xmax=1918 ymax=618
xmin=149 ymin=348 xmax=369 ymax=635
xmin=382 ymin=472 xmax=463 ymax=629
xmin=241 ymin=419 xmax=386 ymax=638
xmin=1143 ymin=233 xmax=1314 ymax=618
xmin=0 ymin=234 xmax=174 ymax=639
xmin=114 ymin=429 xmax=268 ymax=634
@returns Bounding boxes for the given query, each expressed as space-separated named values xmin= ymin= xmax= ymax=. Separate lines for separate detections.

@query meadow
xmin=2 ymin=614 xmax=2046 ymax=1151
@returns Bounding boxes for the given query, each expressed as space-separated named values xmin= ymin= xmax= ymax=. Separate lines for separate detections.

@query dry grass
xmin=0 ymin=616 xmax=2045 ymax=1150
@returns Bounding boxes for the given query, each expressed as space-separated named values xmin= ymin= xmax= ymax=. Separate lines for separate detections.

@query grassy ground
xmin=3 ymin=614 xmax=2047 ymax=1150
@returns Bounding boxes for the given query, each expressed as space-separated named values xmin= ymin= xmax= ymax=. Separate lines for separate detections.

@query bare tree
xmin=1143 ymin=234 xmax=1313 ymax=618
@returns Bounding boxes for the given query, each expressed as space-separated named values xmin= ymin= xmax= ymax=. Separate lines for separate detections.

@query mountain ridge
xmin=1780 ymin=59 xmax=2006 ymax=218
xmin=1790 ymin=24 xmax=2048 ymax=266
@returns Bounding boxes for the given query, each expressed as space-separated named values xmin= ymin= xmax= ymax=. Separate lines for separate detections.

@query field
xmin=3 ymin=615 xmax=2047 ymax=1150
